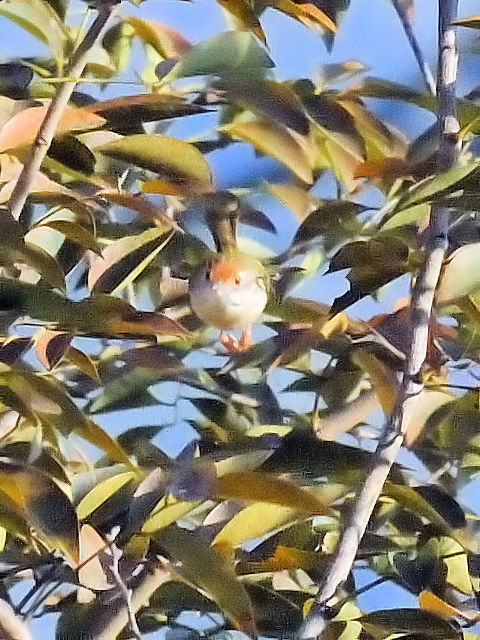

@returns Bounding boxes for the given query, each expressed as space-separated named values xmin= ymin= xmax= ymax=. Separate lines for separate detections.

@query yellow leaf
xmin=272 ymin=0 xmax=336 ymax=32
xmin=213 ymin=484 xmax=343 ymax=548
xmin=216 ymin=0 xmax=266 ymax=43
xmin=351 ymin=349 xmax=398 ymax=413
xmin=77 ymin=472 xmax=135 ymax=520
xmin=215 ymin=471 xmax=334 ymax=515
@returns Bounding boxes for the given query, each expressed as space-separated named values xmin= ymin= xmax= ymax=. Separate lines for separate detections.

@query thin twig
xmin=298 ymin=2 xmax=460 ymax=638
xmin=108 ymin=539 xmax=142 ymax=640
xmin=7 ymin=4 xmax=115 ymax=221
xmin=392 ymin=0 xmax=436 ymax=95
xmin=80 ymin=556 xmax=171 ymax=640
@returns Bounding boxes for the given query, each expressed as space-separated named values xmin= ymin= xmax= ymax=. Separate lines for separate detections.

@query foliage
xmin=0 ymin=0 xmax=479 ymax=639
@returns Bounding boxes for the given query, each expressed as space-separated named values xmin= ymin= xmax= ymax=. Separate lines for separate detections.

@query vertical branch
xmin=392 ymin=0 xmax=436 ymax=95
xmin=7 ymin=4 xmax=115 ymax=221
xmin=297 ymin=2 xmax=460 ymax=638
xmin=108 ymin=541 xmax=143 ymax=640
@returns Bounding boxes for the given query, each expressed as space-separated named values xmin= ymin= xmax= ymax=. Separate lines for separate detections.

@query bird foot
xmin=220 ymin=327 xmax=252 ymax=352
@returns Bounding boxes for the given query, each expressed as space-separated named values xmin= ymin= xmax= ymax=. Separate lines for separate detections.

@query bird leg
xmin=220 ymin=325 xmax=252 ymax=352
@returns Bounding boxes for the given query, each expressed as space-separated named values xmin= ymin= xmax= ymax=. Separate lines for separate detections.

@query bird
xmin=189 ymin=193 xmax=269 ymax=352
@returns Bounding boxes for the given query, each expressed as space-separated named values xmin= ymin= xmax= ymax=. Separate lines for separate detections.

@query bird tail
xmin=205 ymin=192 xmax=240 ymax=252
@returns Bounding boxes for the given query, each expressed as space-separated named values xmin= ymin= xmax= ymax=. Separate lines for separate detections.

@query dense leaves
xmin=0 ymin=0 xmax=479 ymax=639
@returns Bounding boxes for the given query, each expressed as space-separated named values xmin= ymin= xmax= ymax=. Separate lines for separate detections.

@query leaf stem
xmin=297 ymin=2 xmax=460 ymax=637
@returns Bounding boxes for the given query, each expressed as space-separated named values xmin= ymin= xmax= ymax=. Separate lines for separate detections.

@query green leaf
xmin=88 ymin=227 xmax=173 ymax=294
xmin=0 ymin=458 xmax=79 ymax=564
xmin=161 ymin=31 xmax=274 ymax=82
xmin=355 ymin=77 xmax=436 ymax=112
xmin=380 ymin=203 xmax=430 ymax=230
xmin=0 ymin=0 xmax=67 ymax=61
xmin=148 ymin=581 xmax=218 ymax=617
xmin=0 ymin=63 xmax=33 ymax=99
xmin=20 ymin=242 xmax=66 ymax=291
xmin=302 ymin=92 xmax=365 ymax=160
xmin=360 ymin=608 xmax=460 ymax=638
xmin=218 ymin=77 xmax=309 ymax=135
xmin=97 ymin=134 xmax=212 ymax=192
xmin=75 ymin=419 xmax=135 ymax=470
xmin=38 ymin=219 xmax=100 ymax=254
xmin=0 ymin=365 xmax=134 ymax=467
xmin=102 ymin=21 xmax=134 ymax=73
xmin=246 ymin=583 xmax=305 ymax=637
xmin=395 ymin=163 xmax=479 ymax=211
xmin=357 ymin=77 xmax=480 ymax=132
xmin=383 ymin=483 xmax=456 ymax=537
xmin=89 ymin=367 xmax=160 ymax=414
xmin=436 ymin=242 xmax=480 ymax=305
xmin=155 ymin=525 xmax=257 ymax=636
xmin=0 ymin=278 xmax=188 ymax=338
xmin=48 ymin=134 xmax=97 ymax=175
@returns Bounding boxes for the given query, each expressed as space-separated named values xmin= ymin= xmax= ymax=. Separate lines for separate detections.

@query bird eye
xmin=205 ymin=268 xmax=211 ymax=281
xmin=234 ymin=276 xmax=241 ymax=286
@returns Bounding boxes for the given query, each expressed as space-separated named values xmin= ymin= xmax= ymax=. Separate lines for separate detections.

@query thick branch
xmin=298 ymin=2 xmax=459 ymax=638
xmin=7 ymin=5 xmax=114 ymax=221
xmin=392 ymin=0 xmax=436 ymax=95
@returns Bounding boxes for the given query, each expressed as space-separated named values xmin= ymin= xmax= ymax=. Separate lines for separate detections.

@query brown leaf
xmin=85 ymin=93 xmax=206 ymax=124
xmin=99 ymin=191 xmax=179 ymax=228
xmin=88 ymin=227 xmax=173 ymax=294
xmin=77 ymin=524 xmax=113 ymax=591
xmin=0 ymin=106 xmax=105 ymax=153
xmin=35 ymin=330 xmax=72 ymax=370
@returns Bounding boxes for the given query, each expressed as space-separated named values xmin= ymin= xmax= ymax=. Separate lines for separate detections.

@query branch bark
xmin=297 ymin=2 xmax=460 ymax=637
xmin=7 ymin=5 xmax=115 ymax=222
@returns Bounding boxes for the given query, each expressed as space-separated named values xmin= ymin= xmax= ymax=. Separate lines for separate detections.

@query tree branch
xmin=108 ymin=540 xmax=143 ymax=640
xmin=392 ymin=0 xmax=436 ymax=95
xmin=297 ymin=2 xmax=460 ymax=637
xmin=7 ymin=4 xmax=115 ymax=222
xmin=77 ymin=556 xmax=170 ymax=640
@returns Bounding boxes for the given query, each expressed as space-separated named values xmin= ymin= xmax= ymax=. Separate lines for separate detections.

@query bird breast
xmin=189 ymin=266 xmax=267 ymax=330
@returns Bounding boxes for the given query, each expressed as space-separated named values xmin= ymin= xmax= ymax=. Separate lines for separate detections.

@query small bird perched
xmin=189 ymin=193 xmax=269 ymax=352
